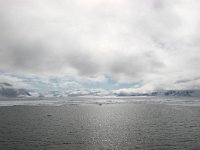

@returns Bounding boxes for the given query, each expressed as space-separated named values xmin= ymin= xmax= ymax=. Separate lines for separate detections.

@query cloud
xmin=0 ymin=74 xmax=30 ymax=89
xmin=176 ymin=77 xmax=200 ymax=84
xmin=0 ymin=0 xmax=200 ymax=91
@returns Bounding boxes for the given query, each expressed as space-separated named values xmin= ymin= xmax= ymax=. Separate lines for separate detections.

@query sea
xmin=0 ymin=96 xmax=200 ymax=150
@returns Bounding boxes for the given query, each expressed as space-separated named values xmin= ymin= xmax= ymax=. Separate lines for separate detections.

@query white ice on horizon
xmin=0 ymin=96 xmax=200 ymax=107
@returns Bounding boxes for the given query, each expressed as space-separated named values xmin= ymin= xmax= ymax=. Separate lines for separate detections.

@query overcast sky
xmin=0 ymin=0 xmax=200 ymax=94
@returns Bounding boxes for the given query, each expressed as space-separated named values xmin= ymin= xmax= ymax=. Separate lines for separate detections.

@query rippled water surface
xmin=0 ymin=97 xmax=200 ymax=149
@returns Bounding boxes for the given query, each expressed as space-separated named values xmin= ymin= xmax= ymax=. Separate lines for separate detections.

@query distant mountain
xmin=114 ymin=90 xmax=200 ymax=97
xmin=150 ymin=90 xmax=200 ymax=97
xmin=0 ymin=82 xmax=31 ymax=98
xmin=1 ymin=82 xmax=200 ymax=98
xmin=113 ymin=92 xmax=149 ymax=96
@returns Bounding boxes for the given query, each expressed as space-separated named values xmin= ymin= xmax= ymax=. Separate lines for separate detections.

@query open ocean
xmin=0 ymin=97 xmax=200 ymax=150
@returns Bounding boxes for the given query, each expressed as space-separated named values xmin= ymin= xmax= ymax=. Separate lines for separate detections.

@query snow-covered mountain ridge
xmin=1 ymin=82 xmax=200 ymax=98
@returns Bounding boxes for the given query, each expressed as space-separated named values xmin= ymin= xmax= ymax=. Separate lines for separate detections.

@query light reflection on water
xmin=0 ymin=102 xmax=200 ymax=149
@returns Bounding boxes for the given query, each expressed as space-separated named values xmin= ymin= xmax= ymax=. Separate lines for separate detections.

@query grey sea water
xmin=0 ymin=97 xmax=200 ymax=150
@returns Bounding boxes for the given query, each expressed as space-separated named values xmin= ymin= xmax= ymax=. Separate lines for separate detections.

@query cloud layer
xmin=0 ymin=0 xmax=200 ymax=92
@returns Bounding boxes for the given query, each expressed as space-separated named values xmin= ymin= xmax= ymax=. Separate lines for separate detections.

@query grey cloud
xmin=0 ymin=0 xmax=200 ymax=91
xmin=110 ymin=53 xmax=165 ymax=78
xmin=0 ymin=42 xmax=51 ymax=73
xmin=64 ymin=49 xmax=101 ymax=75
xmin=176 ymin=77 xmax=200 ymax=84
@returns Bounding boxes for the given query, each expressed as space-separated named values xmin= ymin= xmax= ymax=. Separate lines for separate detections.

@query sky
xmin=0 ymin=0 xmax=200 ymax=94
